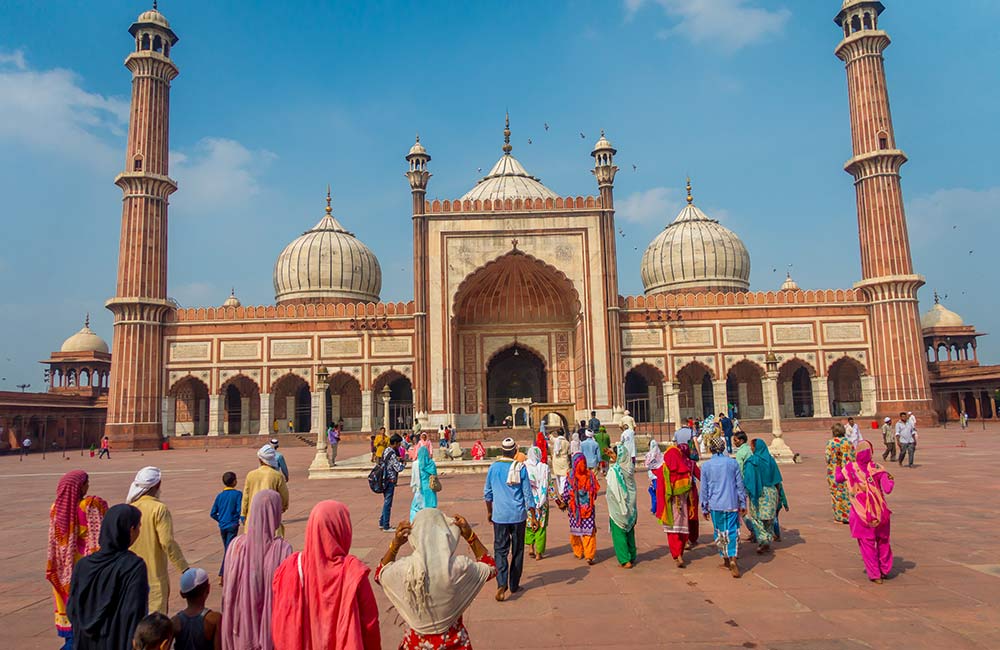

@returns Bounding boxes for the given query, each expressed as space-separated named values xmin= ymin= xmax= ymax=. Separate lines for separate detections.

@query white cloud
xmin=0 ymin=49 xmax=128 ymax=165
xmin=170 ymin=138 xmax=276 ymax=215
xmin=907 ymin=186 xmax=1000 ymax=246
xmin=618 ymin=186 xmax=682 ymax=224
xmin=625 ymin=0 xmax=790 ymax=51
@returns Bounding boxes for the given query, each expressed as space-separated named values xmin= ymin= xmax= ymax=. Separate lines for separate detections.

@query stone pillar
xmin=860 ymin=375 xmax=877 ymax=416
xmin=310 ymin=390 xmax=327 ymax=435
xmin=162 ymin=397 xmax=174 ymax=437
xmin=382 ymin=396 xmax=391 ymax=431
xmin=258 ymin=393 xmax=273 ymax=436
xmin=781 ymin=380 xmax=794 ymax=418
xmin=647 ymin=385 xmax=659 ymax=422
xmin=361 ymin=390 xmax=373 ymax=432
xmin=240 ymin=397 xmax=250 ymax=435
xmin=737 ymin=382 xmax=749 ymax=418
xmin=812 ymin=377 xmax=832 ymax=418
xmin=766 ymin=370 xmax=798 ymax=463
xmin=330 ymin=394 xmax=341 ymax=424
xmin=285 ymin=396 xmax=295 ymax=432
xmin=712 ymin=380 xmax=727 ymax=418
xmin=665 ymin=382 xmax=679 ymax=424
xmin=761 ymin=377 xmax=772 ymax=420
xmin=208 ymin=395 xmax=223 ymax=436
xmin=693 ymin=385 xmax=704 ymax=420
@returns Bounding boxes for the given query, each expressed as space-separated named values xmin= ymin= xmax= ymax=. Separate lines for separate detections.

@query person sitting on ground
xmin=375 ymin=510 xmax=496 ymax=649
xmin=132 ymin=613 xmax=173 ymax=650
xmin=171 ymin=568 xmax=221 ymax=650
xmin=446 ymin=440 xmax=464 ymax=460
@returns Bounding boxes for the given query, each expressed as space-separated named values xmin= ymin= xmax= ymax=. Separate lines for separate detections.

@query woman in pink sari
xmin=835 ymin=441 xmax=895 ymax=583
xmin=221 ymin=489 xmax=292 ymax=650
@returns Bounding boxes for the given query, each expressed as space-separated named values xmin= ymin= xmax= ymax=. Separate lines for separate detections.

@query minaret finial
xmin=230 ymin=287 xmax=236 ymax=297
xmin=502 ymin=111 xmax=512 ymax=154
xmin=934 ymin=290 xmax=940 ymax=305
xmin=85 ymin=312 xmax=90 ymax=329
xmin=325 ymin=185 xmax=332 ymax=215
xmin=415 ymin=132 xmax=420 ymax=143
xmin=153 ymin=0 xmax=158 ymax=10
xmin=686 ymin=177 xmax=693 ymax=205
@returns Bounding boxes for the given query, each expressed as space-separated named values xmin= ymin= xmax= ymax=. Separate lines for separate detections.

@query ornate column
xmin=310 ymin=367 xmax=332 ymax=476
xmin=812 ymin=376 xmax=832 ymax=418
xmin=258 ymin=393 xmax=273 ymax=436
xmin=766 ymin=353 xmax=798 ymax=463
xmin=381 ymin=385 xmax=391 ymax=431
xmin=781 ymin=381 xmax=794 ymax=418
xmin=162 ymin=397 xmax=174 ymax=437
xmin=240 ymin=397 xmax=250 ymax=435
xmin=860 ymin=375 xmax=877 ymax=416
xmin=663 ymin=381 xmax=678 ymax=424
xmin=361 ymin=390 xmax=373 ymax=432
xmin=712 ymin=380 xmax=728 ymax=419
xmin=760 ymin=378 xmax=772 ymax=420
xmin=207 ymin=395 xmax=223 ymax=437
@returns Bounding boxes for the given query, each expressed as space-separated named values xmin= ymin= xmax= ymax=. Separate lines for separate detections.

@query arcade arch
xmin=624 ymin=363 xmax=665 ymax=423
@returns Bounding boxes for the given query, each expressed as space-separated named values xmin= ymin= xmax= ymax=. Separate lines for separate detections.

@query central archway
xmin=486 ymin=345 xmax=547 ymax=426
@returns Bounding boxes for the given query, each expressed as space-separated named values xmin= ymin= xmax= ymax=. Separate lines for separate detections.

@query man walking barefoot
xmin=700 ymin=437 xmax=747 ymax=578
xmin=484 ymin=437 xmax=535 ymax=601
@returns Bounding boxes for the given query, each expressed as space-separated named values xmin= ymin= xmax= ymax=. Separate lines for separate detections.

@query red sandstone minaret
xmin=835 ymin=1 xmax=932 ymax=416
xmin=105 ymin=5 xmax=179 ymax=449
xmin=406 ymin=135 xmax=431 ymax=418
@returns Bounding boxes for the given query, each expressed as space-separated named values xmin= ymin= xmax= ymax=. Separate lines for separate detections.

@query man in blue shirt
xmin=580 ymin=431 xmax=600 ymax=470
xmin=269 ymin=438 xmax=290 ymax=482
xmin=700 ymin=436 xmax=747 ymax=578
xmin=484 ymin=437 xmax=536 ymax=602
xmin=719 ymin=413 xmax=735 ymax=454
xmin=209 ymin=471 xmax=242 ymax=582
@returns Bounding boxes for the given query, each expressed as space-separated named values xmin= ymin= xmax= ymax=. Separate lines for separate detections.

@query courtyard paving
xmin=2 ymin=424 xmax=999 ymax=649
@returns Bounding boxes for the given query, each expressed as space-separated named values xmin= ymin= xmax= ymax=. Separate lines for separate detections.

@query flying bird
xmin=527 ymin=138 xmax=532 ymax=145
xmin=544 ymin=122 xmax=549 ymax=131
xmin=970 ymin=250 xmax=974 ymax=255
xmin=477 ymin=167 xmax=482 ymax=173
xmin=632 ymin=164 xmax=637 ymax=172
xmin=580 ymin=132 xmax=586 ymax=139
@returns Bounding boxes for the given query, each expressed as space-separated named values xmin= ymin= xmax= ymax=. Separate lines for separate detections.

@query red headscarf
xmin=535 ymin=431 xmax=549 ymax=464
xmin=46 ymin=470 xmax=90 ymax=601
xmin=271 ymin=501 xmax=377 ymax=650
xmin=655 ymin=446 xmax=695 ymax=524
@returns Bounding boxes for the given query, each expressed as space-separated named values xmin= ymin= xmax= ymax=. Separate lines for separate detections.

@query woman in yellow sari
xmin=46 ymin=470 xmax=108 ymax=650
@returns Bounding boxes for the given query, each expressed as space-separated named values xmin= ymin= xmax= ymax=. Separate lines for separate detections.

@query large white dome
xmin=921 ymin=300 xmax=964 ymax=330
xmin=640 ymin=195 xmax=751 ymax=295
xmin=273 ymin=197 xmax=381 ymax=305
xmin=61 ymin=316 xmax=109 ymax=354
xmin=460 ymin=114 xmax=559 ymax=203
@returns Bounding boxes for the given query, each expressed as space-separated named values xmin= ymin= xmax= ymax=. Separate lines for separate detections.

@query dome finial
xmin=934 ymin=290 xmax=940 ymax=305
xmin=502 ymin=111 xmax=512 ymax=155
xmin=325 ymin=185 xmax=332 ymax=215
xmin=152 ymin=0 xmax=158 ymax=9
xmin=85 ymin=312 xmax=90 ymax=329
xmin=686 ymin=177 xmax=693 ymax=205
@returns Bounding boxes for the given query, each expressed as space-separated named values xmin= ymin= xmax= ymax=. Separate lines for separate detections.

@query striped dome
xmin=273 ymin=200 xmax=381 ymax=305
xmin=641 ymin=201 xmax=750 ymax=295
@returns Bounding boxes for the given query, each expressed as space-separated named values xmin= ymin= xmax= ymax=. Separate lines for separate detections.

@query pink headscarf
xmin=222 ymin=489 xmax=292 ymax=650
xmin=46 ymin=470 xmax=96 ymax=601
xmin=271 ymin=501 xmax=375 ymax=650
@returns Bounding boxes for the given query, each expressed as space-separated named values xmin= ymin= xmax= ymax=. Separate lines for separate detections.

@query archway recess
xmin=486 ymin=345 xmax=546 ymax=426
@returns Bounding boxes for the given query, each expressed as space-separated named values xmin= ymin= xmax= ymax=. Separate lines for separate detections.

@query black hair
xmin=133 ymin=612 xmax=173 ymax=649
xmin=590 ymin=411 xmax=596 ymax=416
xmin=389 ymin=434 xmax=403 ymax=445
xmin=733 ymin=431 xmax=748 ymax=443
xmin=222 ymin=471 xmax=237 ymax=487
xmin=181 ymin=580 xmax=210 ymax=601
xmin=501 ymin=446 xmax=517 ymax=458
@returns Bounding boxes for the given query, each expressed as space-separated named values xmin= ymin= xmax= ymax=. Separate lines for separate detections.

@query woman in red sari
xmin=46 ymin=470 xmax=108 ymax=650
xmin=652 ymin=445 xmax=699 ymax=567
xmin=271 ymin=500 xmax=380 ymax=650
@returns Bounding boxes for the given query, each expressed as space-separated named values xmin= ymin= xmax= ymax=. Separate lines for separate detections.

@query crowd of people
xmin=44 ymin=408 xmax=911 ymax=649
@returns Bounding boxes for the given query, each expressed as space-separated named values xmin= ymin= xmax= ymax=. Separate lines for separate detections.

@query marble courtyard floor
xmin=3 ymin=426 xmax=999 ymax=649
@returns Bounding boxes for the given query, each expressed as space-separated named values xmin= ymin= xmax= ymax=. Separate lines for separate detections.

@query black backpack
xmin=368 ymin=458 xmax=387 ymax=494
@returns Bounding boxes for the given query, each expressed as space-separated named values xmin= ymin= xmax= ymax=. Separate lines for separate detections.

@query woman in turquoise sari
xmin=742 ymin=439 xmax=788 ymax=553
xmin=606 ymin=442 xmax=638 ymax=568
xmin=409 ymin=445 xmax=438 ymax=521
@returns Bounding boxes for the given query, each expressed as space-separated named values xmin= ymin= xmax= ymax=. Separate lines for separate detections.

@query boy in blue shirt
xmin=209 ymin=472 xmax=242 ymax=583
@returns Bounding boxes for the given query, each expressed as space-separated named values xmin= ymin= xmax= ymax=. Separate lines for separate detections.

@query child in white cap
xmin=171 ymin=568 xmax=221 ymax=650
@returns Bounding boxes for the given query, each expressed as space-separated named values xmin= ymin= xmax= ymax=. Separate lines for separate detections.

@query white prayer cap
xmin=257 ymin=444 xmax=278 ymax=468
xmin=126 ymin=466 xmax=162 ymax=504
xmin=501 ymin=437 xmax=517 ymax=451
xmin=585 ymin=430 xmax=595 ymax=438
xmin=179 ymin=567 xmax=209 ymax=595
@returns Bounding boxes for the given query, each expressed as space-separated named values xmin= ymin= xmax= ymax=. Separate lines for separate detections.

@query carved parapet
xmin=619 ymin=288 xmax=864 ymax=311
xmin=169 ymin=300 xmax=416 ymax=322
xmin=424 ymin=195 xmax=602 ymax=214
xmin=844 ymin=150 xmax=907 ymax=181
xmin=835 ymin=30 xmax=890 ymax=63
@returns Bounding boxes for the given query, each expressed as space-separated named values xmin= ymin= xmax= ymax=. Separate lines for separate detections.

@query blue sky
xmin=1 ymin=0 xmax=998 ymax=388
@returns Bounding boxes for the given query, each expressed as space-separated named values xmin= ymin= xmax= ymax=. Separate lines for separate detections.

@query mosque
xmin=6 ymin=1 xmax=996 ymax=452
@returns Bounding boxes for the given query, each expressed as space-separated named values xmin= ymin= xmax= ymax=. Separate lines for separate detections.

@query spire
xmin=153 ymin=0 xmax=158 ymax=9
xmin=686 ymin=177 xmax=693 ymax=205
xmin=934 ymin=290 xmax=940 ymax=305
xmin=502 ymin=112 xmax=512 ymax=155
xmin=325 ymin=185 xmax=332 ymax=215
xmin=85 ymin=312 xmax=90 ymax=329
xmin=230 ymin=287 xmax=236 ymax=297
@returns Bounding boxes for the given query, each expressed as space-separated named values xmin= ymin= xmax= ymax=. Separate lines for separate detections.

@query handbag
xmin=428 ymin=473 xmax=442 ymax=492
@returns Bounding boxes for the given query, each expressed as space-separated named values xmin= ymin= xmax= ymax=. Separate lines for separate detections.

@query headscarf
xmin=644 ymin=440 xmax=664 ymax=470
xmin=525 ymin=447 xmax=549 ymax=508
xmin=470 ymin=441 xmax=487 ymax=461
xmin=534 ymin=431 xmax=548 ymax=464
xmin=378 ymin=509 xmax=494 ymax=636
xmin=606 ymin=442 xmax=637 ymax=531
xmin=271 ymin=501 xmax=375 ymax=650
xmin=620 ymin=427 xmax=636 ymax=459
xmin=567 ymin=453 xmax=597 ymax=520
xmin=655 ymin=445 xmax=694 ymax=526
xmin=842 ymin=441 xmax=892 ymax=526
xmin=46 ymin=471 xmax=93 ymax=603
xmin=569 ymin=432 xmax=582 ymax=455
xmin=700 ymin=415 xmax=716 ymax=437
xmin=222 ymin=490 xmax=292 ymax=650
xmin=743 ymin=439 xmax=783 ymax=502
xmin=257 ymin=445 xmax=278 ymax=469
xmin=126 ymin=466 xmax=161 ymax=504
xmin=67 ymin=504 xmax=148 ymax=650
xmin=417 ymin=446 xmax=437 ymax=491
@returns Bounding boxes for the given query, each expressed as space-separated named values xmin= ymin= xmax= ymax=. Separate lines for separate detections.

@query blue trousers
xmin=379 ymin=483 xmax=396 ymax=529
xmin=219 ymin=526 xmax=239 ymax=576
xmin=493 ymin=521 xmax=526 ymax=591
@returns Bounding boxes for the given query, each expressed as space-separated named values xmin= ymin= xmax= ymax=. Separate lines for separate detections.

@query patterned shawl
xmin=46 ymin=471 xmax=106 ymax=602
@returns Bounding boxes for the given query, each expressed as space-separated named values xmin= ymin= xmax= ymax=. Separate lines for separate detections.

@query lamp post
xmin=381 ymin=384 xmax=392 ymax=431
xmin=765 ymin=352 xmax=799 ymax=463
xmin=309 ymin=366 xmax=331 ymax=476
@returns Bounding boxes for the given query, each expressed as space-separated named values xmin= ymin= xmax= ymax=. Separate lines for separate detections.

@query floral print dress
xmin=825 ymin=437 xmax=855 ymax=523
